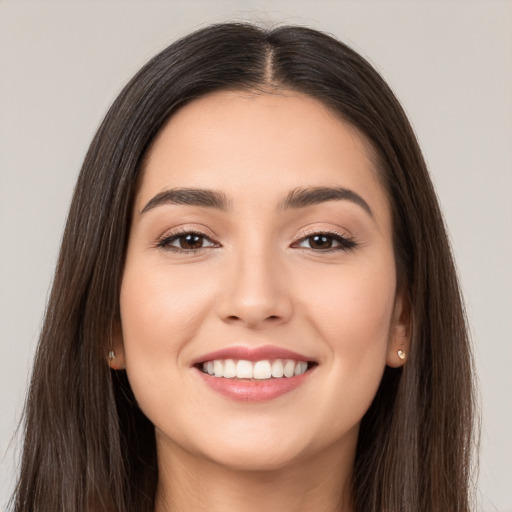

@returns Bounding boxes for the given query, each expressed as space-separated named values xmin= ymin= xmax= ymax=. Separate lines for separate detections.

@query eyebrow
xmin=140 ymin=185 xmax=373 ymax=218
xmin=141 ymin=188 xmax=231 ymax=213
xmin=278 ymin=186 xmax=373 ymax=217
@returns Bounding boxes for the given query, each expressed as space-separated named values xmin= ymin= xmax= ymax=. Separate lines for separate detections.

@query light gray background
xmin=1 ymin=1 xmax=511 ymax=510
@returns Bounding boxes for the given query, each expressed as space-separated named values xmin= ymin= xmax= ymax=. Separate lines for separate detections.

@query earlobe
xmin=107 ymin=321 xmax=126 ymax=370
xmin=386 ymin=289 xmax=412 ymax=368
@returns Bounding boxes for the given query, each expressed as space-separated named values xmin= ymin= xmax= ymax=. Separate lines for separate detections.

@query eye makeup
xmin=154 ymin=226 xmax=357 ymax=255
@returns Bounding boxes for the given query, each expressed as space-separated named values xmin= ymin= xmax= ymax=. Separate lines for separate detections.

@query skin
xmin=113 ymin=90 xmax=410 ymax=512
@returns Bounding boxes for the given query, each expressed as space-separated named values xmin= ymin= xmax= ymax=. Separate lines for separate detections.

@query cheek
xmin=121 ymin=260 xmax=215 ymax=342
xmin=317 ymin=273 xmax=395 ymax=349
xmin=118 ymin=260 xmax=216 ymax=403
xmin=300 ymin=253 xmax=397 ymax=346
xmin=298 ymin=258 xmax=397 ymax=414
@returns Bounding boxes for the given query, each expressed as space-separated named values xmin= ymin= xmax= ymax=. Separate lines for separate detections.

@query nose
xmin=216 ymin=245 xmax=293 ymax=329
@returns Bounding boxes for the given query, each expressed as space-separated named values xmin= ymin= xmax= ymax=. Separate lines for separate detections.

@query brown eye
xmin=295 ymin=232 xmax=357 ymax=252
xmin=178 ymin=233 xmax=205 ymax=250
xmin=158 ymin=232 xmax=217 ymax=252
xmin=308 ymin=235 xmax=334 ymax=250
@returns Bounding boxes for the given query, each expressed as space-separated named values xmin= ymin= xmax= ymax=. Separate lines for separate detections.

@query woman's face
xmin=117 ymin=90 xmax=408 ymax=471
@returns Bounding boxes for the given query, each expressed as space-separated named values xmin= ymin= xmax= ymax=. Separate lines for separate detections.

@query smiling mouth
xmin=197 ymin=359 xmax=316 ymax=380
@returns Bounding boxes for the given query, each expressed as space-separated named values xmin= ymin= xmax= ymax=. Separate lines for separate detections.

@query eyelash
xmin=156 ymin=229 xmax=357 ymax=254
xmin=291 ymin=230 xmax=357 ymax=252
xmin=156 ymin=229 xmax=219 ymax=253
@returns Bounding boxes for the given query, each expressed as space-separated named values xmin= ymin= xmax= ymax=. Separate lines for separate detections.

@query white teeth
xmin=236 ymin=360 xmax=253 ymax=379
xmin=294 ymin=361 xmax=308 ymax=376
xmin=213 ymin=360 xmax=224 ymax=377
xmin=223 ymin=359 xmax=236 ymax=378
xmin=253 ymin=360 xmax=272 ymax=380
xmin=271 ymin=359 xmax=284 ymax=378
xmin=201 ymin=358 xmax=310 ymax=380
xmin=283 ymin=359 xmax=296 ymax=378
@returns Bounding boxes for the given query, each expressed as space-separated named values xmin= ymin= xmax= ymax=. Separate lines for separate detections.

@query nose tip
xmin=216 ymin=256 xmax=293 ymax=329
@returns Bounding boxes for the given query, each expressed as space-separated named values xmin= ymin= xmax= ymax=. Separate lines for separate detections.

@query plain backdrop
xmin=0 ymin=1 xmax=511 ymax=510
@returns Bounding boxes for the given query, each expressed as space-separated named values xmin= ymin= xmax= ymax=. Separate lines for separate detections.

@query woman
xmin=11 ymin=23 xmax=475 ymax=512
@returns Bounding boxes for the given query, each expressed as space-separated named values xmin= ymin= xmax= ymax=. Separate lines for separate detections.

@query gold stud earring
xmin=397 ymin=349 xmax=406 ymax=360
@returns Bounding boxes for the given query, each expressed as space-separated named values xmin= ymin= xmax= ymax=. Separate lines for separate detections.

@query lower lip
xmin=196 ymin=368 xmax=313 ymax=402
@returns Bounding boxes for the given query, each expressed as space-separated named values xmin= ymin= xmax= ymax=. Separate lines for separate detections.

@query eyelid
xmin=296 ymin=226 xmax=352 ymax=241
xmin=155 ymin=226 xmax=221 ymax=252
xmin=153 ymin=225 xmax=356 ymax=253
xmin=292 ymin=227 xmax=357 ymax=251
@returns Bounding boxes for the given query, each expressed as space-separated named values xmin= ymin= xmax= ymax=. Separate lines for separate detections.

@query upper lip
xmin=192 ymin=345 xmax=316 ymax=365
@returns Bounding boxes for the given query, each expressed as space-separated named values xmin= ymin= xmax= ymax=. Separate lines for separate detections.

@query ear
xmin=386 ymin=288 xmax=411 ymax=368
xmin=107 ymin=320 xmax=126 ymax=370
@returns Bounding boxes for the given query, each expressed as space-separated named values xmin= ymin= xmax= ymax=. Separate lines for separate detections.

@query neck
xmin=154 ymin=437 xmax=355 ymax=512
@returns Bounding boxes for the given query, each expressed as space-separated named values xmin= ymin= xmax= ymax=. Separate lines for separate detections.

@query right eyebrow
xmin=140 ymin=188 xmax=232 ymax=214
xmin=278 ymin=186 xmax=374 ymax=219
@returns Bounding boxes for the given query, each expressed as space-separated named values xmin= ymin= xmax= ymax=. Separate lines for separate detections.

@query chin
xmin=203 ymin=441 xmax=308 ymax=473
xmin=156 ymin=421 xmax=313 ymax=473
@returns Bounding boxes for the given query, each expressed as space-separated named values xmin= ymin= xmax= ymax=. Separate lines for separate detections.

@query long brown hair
xmin=11 ymin=23 xmax=476 ymax=512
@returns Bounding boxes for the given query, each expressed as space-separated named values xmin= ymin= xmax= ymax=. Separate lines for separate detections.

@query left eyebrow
xmin=278 ymin=186 xmax=374 ymax=218
xmin=140 ymin=187 xmax=231 ymax=214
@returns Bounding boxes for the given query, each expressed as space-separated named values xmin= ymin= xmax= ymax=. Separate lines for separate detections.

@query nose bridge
xmin=217 ymin=234 xmax=292 ymax=328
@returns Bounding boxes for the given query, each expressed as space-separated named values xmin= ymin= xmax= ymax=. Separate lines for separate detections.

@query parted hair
xmin=12 ymin=22 xmax=475 ymax=512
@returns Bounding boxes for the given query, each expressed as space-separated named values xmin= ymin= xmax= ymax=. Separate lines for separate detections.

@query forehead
xmin=137 ymin=90 xmax=389 ymax=225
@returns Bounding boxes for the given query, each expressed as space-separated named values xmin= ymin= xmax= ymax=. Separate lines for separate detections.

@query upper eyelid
xmin=296 ymin=227 xmax=350 ymax=239
xmin=158 ymin=226 xmax=219 ymax=241
xmin=159 ymin=227 xmax=350 ymax=241
xmin=293 ymin=231 xmax=355 ymax=248
xmin=294 ymin=226 xmax=354 ymax=245
xmin=156 ymin=227 xmax=354 ymax=253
